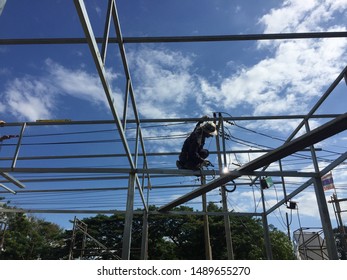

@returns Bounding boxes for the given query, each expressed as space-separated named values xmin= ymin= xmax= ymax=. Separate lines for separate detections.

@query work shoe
xmin=176 ymin=160 xmax=183 ymax=169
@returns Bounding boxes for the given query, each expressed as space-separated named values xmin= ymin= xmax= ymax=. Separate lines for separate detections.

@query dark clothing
xmin=178 ymin=126 xmax=209 ymax=170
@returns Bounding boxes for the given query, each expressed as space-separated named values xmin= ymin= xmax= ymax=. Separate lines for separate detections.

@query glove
xmin=202 ymin=160 xmax=213 ymax=167
xmin=0 ymin=135 xmax=10 ymax=141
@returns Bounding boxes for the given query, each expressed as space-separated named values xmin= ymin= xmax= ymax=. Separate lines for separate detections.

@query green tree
xmin=333 ymin=226 xmax=347 ymax=260
xmin=69 ymin=204 xmax=295 ymax=260
xmin=269 ymin=225 xmax=295 ymax=259
xmin=0 ymin=202 xmax=295 ymax=260
xmin=0 ymin=210 xmax=65 ymax=260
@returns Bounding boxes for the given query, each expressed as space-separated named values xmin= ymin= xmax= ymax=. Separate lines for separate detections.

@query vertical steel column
xmin=140 ymin=210 xmax=149 ymax=260
xmin=215 ymin=113 xmax=234 ymax=260
xmin=305 ymin=120 xmax=338 ymax=259
xmin=122 ymin=172 xmax=136 ymax=259
xmin=220 ymin=184 xmax=234 ymax=259
xmin=11 ymin=122 xmax=26 ymax=169
xmin=140 ymin=170 xmax=150 ymax=260
xmin=279 ymin=159 xmax=291 ymax=241
xmin=312 ymin=177 xmax=338 ymax=259
xmin=201 ymin=175 xmax=212 ymax=259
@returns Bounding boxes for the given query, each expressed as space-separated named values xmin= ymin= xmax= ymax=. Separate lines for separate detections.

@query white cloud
xmin=199 ymin=36 xmax=347 ymax=116
xmin=1 ymin=59 xmax=123 ymax=121
xmin=258 ymin=0 xmax=317 ymax=33
xmin=128 ymin=47 xmax=198 ymax=118
xmin=45 ymin=58 xmax=109 ymax=106
xmin=193 ymin=0 xmax=347 ymax=118
xmin=258 ymin=0 xmax=347 ymax=33
xmin=4 ymin=77 xmax=56 ymax=121
xmin=2 ymin=1 xmax=346 ymax=141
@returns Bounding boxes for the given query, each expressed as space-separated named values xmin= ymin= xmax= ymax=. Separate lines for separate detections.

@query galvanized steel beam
xmin=0 ymin=167 xmax=318 ymax=177
xmin=1 ymin=31 xmax=347 ymax=45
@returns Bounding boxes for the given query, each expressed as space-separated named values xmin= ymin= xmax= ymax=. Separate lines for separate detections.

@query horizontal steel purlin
xmin=0 ymin=114 xmax=341 ymax=126
xmin=0 ymin=167 xmax=318 ymax=178
xmin=1 ymin=31 xmax=347 ymax=45
xmin=0 ymin=207 xmax=262 ymax=216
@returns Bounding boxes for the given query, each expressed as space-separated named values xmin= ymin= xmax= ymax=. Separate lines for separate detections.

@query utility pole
xmin=329 ymin=193 xmax=347 ymax=259
xmin=260 ymin=183 xmax=273 ymax=259
xmin=285 ymin=213 xmax=291 ymax=242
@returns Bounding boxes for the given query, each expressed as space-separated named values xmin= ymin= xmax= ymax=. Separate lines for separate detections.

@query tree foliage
xmin=67 ymin=204 xmax=295 ymax=260
xmin=0 ymin=203 xmax=297 ymax=260
xmin=0 ymin=210 xmax=65 ymax=260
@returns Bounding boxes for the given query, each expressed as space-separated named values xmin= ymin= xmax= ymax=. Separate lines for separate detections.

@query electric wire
xmin=0 ymin=116 xmax=344 ymax=224
xmin=220 ymin=112 xmax=345 ymax=165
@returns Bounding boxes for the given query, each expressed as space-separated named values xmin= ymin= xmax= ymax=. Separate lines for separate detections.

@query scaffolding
xmin=0 ymin=0 xmax=346 ymax=260
xmin=69 ymin=217 xmax=121 ymax=260
xmin=293 ymin=228 xmax=329 ymax=260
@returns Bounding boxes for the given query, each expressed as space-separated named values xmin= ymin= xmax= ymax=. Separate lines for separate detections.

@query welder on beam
xmin=176 ymin=116 xmax=217 ymax=171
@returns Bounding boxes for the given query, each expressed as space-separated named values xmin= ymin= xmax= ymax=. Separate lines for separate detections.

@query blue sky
xmin=0 ymin=0 xmax=347 ymax=242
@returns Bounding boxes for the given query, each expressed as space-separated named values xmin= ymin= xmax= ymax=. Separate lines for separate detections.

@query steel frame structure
xmin=0 ymin=0 xmax=346 ymax=260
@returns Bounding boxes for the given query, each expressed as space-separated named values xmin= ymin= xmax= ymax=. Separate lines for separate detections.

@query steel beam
xmin=0 ymin=183 xmax=16 ymax=194
xmin=11 ymin=122 xmax=26 ymax=169
xmin=0 ymin=148 xmax=320 ymax=162
xmin=0 ymin=114 xmax=340 ymax=127
xmin=0 ymin=208 xmax=261 ymax=217
xmin=159 ymin=113 xmax=347 ymax=211
xmin=0 ymin=167 xmax=318 ymax=177
xmin=122 ymin=172 xmax=136 ymax=259
xmin=1 ymin=31 xmax=347 ymax=45
xmin=0 ymin=172 xmax=26 ymax=189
